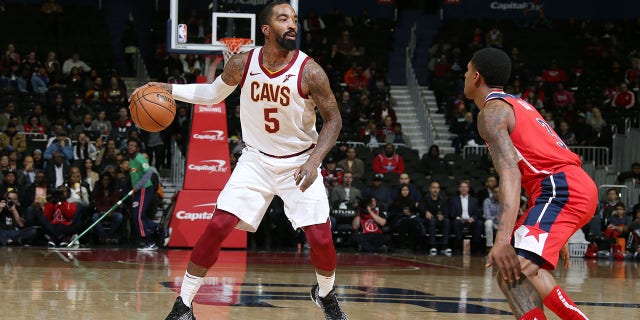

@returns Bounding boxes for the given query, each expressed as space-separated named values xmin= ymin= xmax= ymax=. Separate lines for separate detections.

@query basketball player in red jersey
xmin=131 ymin=1 xmax=347 ymax=319
xmin=465 ymin=48 xmax=597 ymax=320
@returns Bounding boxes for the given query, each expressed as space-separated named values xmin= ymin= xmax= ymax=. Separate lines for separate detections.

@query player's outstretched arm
xmin=478 ymin=100 xmax=522 ymax=283
xmin=294 ymin=60 xmax=342 ymax=192
xmin=128 ymin=53 xmax=249 ymax=105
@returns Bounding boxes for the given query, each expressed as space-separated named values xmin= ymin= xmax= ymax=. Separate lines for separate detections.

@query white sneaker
xmin=429 ymin=248 xmax=438 ymax=256
xmin=443 ymin=248 xmax=452 ymax=257
xmin=137 ymin=243 xmax=159 ymax=251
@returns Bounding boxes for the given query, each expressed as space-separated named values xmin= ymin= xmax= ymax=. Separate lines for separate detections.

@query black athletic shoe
xmin=310 ymin=284 xmax=348 ymax=320
xmin=165 ymin=296 xmax=196 ymax=320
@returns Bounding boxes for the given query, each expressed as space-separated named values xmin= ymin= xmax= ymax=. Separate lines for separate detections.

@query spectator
xmin=542 ymin=61 xmax=567 ymax=84
xmin=72 ymin=132 xmax=98 ymax=167
xmin=31 ymin=66 xmax=49 ymax=94
xmin=44 ymin=151 xmax=70 ymax=188
xmin=351 ymin=196 xmax=388 ymax=253
xmin=604 ymin=203 xmax=632 ymax=256
xmin=37 ymin=186 xmax=81 ymax=247
xmin=303 ymin=10 xmax=325 ymax=35
xmin=556 ymin=121 xmax=577 ymax=146
xmin=0 ymin=123 xmax=26 ymax=156
xmin=359 ymin=120 xmax=382 ymax=147
xmin=91 ymin=172 xmax=123 ymax=244
xmin=551 ymin=83 xmax=575 ymax=114
xmin=617 ymin=162 xmax=640 ymax=184
xmin=483 ymin=185 xmax=500 ymax=251
xmin=384 ymin=122 xmax=412 ymax=148
xmin=91 ymin=110 xmax=112 ymax=138
xmin=73 ymin=113 xmax=100 ymax=141
xmin=421 ymin=144 xmax=448 ymax=176
xmin=30 ymin=149 xmax=45 ymax=170
xmin=68 ymin=95 xmax=91 ymax=127
xmin=0 ymin=170 xmax=19 ymax=197
xmin=23 ymin=115 xmax=46 ymax=137
xmin=611 ymin=82 xmax=636 ymax=110
xmin=587 ymin=188 xmax=623 ymax=241
xmin=389 ymin=184 xmax=425 ymax=251
xmin=373 ymin=143 xmax=405 ymax=174
xmin=44 ymin=132 xmax=74 ymax=162
xmin=450 ymin=111 xmax=478 ymax=154
xmin=0 ymin=190 xmax=37 ymax=246
xmin=321 ymin=156 xmax=343 ymax=191
xmin=449 ymin=181 xmax=483 ymax=254
xmin=343 ymin=62 xmax=367 ymax=92
xmin=16 ymin=156 xmax=36 ymax=189
xmin=523 ymin=90 xmax=545 ymax=110
xmin=141 ymin=131 xmax=165 ymax=169
xmin=62 ymin=52 xmax=91 ymax=76
xmin=373 ymin=100 xmax=397 ymax=125
xmin=391 ymin=173 xmax=421 ymax=203
xmin=573 ymin=113 xmax=596 ymax=146
xmin=329 ymin=171 xmax=361 ymax=209
xmin=361 ymin=173 xmax=392 ymax=210
xmin=0 ymin=154 xmax=12 ymax=173
xmin=337 ymin=147 xmax=365 ymax=181
xmin=66 ymin=172 xmax=90 ymax=209
xmin=335 ymin=30 xmax=358 ymax=56
xmin=84 ymin=76 xmax=104 ymax=106
xmin=587 ymin=107 xmax=607 ymax=135
xmin=418 ymin=181 xmax=451 ymax=255
xmin=83 ymin=158 xmax=99 ymax=191
xmin=102 ymin=76 xmax=127 ymax=110
xmin=485 ymin=25 xmax=504 ymax=48
xmin=379 ymin=116 xmax=394 ymax=139
xmin=475 ymin=174 xmax=496 ymax=202
xmin=624 ymin=207 xmax=640 ymax=257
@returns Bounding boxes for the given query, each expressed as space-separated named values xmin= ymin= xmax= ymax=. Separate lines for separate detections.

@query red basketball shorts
xmin=514 ymin=165 xmax=598 ymax=269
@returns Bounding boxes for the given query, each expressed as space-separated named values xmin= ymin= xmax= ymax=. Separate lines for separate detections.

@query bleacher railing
xmin=170 ymin=140 xmax=185 ymax=188
xmin=463 ymin=145 xmax=611 ymax=167
xmin=405 ymin=23 xmax=434 ymax=149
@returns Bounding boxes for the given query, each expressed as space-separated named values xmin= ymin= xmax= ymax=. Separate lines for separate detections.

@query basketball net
xmin=219 ymin=38 xmax=253 ymax=64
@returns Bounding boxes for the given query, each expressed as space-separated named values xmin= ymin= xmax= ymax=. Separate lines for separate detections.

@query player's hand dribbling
xmin=486 ymin=242 xmax=521 ymax=284
xmin=128 ymin=82 xmax=172 ymax=102
xmin=294 ymin=161 xmax=318 ymax=192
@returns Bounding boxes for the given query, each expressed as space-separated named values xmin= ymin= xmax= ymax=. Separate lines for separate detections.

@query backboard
xmin=168 ymin=0 xmax=299 ymax=54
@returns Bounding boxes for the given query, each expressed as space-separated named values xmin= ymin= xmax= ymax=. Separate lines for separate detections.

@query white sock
xmin=179 ymin=271 xmax=204 ymax=307
xmin=316 ymin=272 xmax=335 ymax=298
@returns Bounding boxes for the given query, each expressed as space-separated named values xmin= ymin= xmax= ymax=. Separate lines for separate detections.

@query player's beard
xmin=277 ymin=30 xmax=297 ymax=51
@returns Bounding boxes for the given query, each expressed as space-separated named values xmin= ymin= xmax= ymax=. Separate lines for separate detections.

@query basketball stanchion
xmin=66 ymin=172 xmax=153 ymax=248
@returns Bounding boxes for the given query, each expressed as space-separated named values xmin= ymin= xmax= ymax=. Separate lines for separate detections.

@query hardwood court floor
xmin=0 ymin=247 xmax=638 ymax=319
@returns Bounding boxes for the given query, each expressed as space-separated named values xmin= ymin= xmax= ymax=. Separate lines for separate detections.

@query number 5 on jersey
xmin=264 ymin=108 xmax=280 ymax=133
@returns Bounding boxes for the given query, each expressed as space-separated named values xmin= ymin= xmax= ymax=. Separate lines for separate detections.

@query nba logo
xmin=178 ymin=24 xmax=188 ymax=44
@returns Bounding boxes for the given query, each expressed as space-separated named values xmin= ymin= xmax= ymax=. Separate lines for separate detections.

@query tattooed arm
xmin=478 ymin=99 xmax=522 ymax=283
xmin=294 ymin=59 xmax=342 ymax=192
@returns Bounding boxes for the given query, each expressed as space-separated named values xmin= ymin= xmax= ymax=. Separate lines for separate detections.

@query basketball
xmin=129 ymin=86 xmax=176 ymax=132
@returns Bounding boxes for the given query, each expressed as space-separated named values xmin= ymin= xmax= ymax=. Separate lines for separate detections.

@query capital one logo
xmin=197 ymin=105 xmax=223 ymax=113
xmin=193 ymin=130 xmax=226 ymax=142
xmin=188 ymin=160 xmax=228 ymax=173
xmin=489 ymin=1 xmax=543 ymax=11
xmin=176 ymin=202 xmax=216 ymax=221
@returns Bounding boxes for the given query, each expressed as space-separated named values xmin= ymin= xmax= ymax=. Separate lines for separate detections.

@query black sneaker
xmin=310 ymin=284 xmax=348 ymax=320
xmin=165 ymin=296 xmax=196 ymax=320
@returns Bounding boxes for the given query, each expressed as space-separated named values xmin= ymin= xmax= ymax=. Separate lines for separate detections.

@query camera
xmin=6 ymin=199 xmax=14 ymax=207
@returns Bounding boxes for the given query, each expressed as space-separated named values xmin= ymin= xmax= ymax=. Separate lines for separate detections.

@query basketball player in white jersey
xmin=130 ymin=1 xmax=347 ymax=319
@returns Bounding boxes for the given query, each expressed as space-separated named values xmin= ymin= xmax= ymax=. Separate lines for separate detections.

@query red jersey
xmin=485 ymin=91 xmax=581 ymax=195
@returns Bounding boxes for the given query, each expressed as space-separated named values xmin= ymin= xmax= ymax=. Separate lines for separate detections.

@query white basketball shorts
xmin=216 ymin=146 xmax=330 ymax=232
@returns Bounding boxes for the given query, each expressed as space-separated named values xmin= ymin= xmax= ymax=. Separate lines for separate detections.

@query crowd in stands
xmin=0 ymin=32 xmax=178 ymax=247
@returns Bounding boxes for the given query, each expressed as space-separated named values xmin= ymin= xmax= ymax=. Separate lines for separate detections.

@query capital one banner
xmin=183 ymin=103 xmax=231 ymax=190
xmin=168 ymin=190 xmax=246 ymax=248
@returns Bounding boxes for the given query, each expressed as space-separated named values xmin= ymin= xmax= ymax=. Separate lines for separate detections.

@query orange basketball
xmin=129 ymin=86 xmax=176 ymax=132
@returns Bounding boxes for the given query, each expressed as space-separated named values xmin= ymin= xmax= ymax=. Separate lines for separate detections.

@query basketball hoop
xmin=219 ymin=38 xmax=253 ymax=64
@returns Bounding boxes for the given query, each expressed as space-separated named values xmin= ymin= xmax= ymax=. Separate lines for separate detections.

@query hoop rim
xmin=219 ymin=37 xmax=254 ymax=53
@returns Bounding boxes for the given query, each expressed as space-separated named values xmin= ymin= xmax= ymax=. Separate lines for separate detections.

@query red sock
xmin=519 ymin=308 xmax=547 ymax=320
xmin=190 ymin=209 xmax=239 ymax=268
xmin=543 ymin=285 xmax=588 ymax=320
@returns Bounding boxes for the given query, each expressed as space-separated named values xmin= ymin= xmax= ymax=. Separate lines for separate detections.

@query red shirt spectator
xmin=373 ymin=143 xmax=405 ymax=174
xmin=612 ymin=83 xmax=636 ymax=109
xmin=552 ymin=84 xmax=575 ymax=108
xmin=43 ymin=201 xmax=77 ymax=226
xmin=542 ymin=63 xmax=567 ymax=83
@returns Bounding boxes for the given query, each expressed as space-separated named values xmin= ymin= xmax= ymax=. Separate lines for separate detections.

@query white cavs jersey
xmin=239 ymin=47 xmax=318 ymax=156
